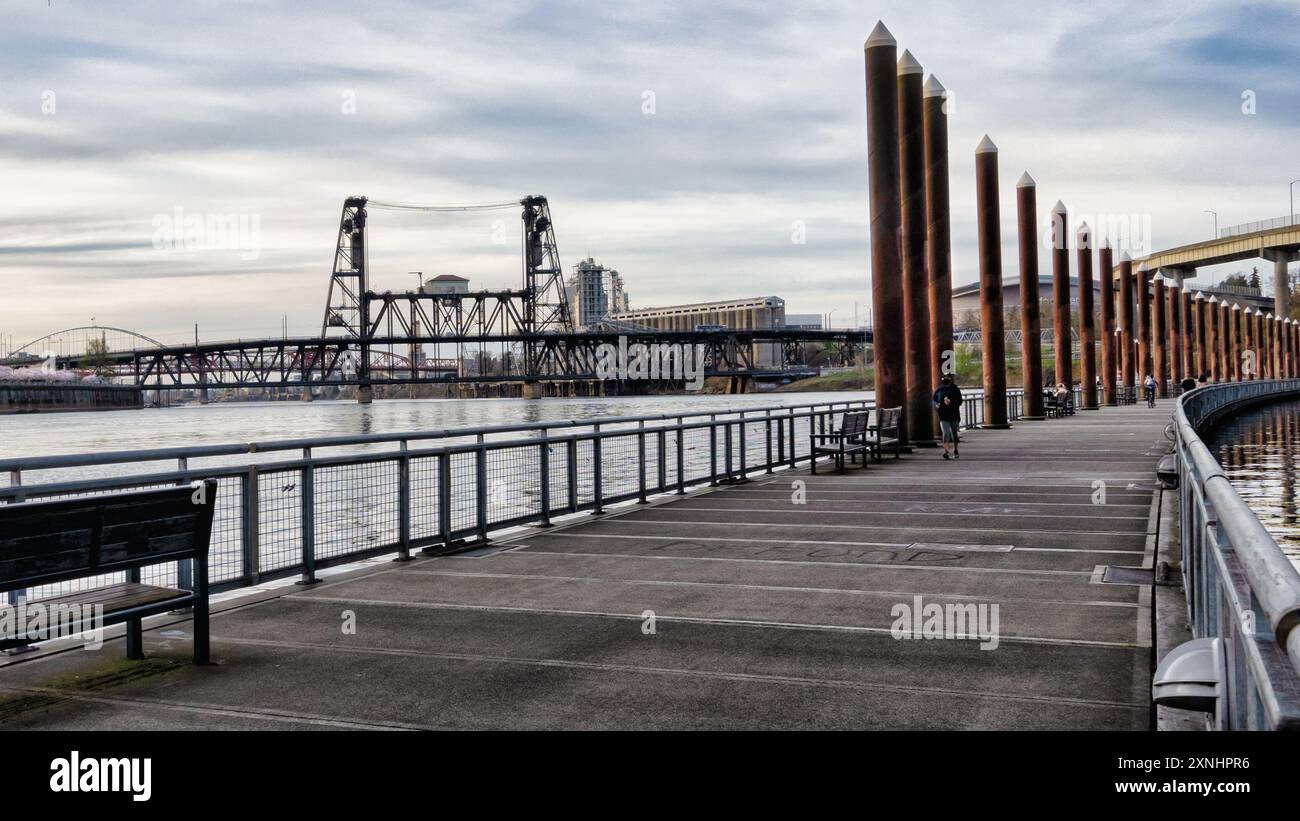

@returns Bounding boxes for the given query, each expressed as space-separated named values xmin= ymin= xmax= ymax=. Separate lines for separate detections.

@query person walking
xmin=932 ymin=374 xmax=963 ymax=460
xmin=1143 ymin=373 xmax=1157 ymax=408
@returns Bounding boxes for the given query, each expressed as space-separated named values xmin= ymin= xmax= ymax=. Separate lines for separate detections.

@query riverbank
xmin=0 ymin=382 xmax=142 ymax=414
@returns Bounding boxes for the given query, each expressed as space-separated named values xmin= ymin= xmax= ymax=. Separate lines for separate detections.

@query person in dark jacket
xmin=932 ymin=374 xmax=963 ymax=460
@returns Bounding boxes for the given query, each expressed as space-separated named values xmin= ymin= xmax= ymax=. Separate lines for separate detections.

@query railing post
xmin=8 ymin=469 xmax=23 ymax=503
xmin=765 ymin=410 xmax=774 ymax=473
xmin=300 ymin=459 xmax=318 ymax=583
xmin=676 ymin=419 xmax=686 ymax=495
xmin=709 ymin=416 xmax=719 ymax=486
xmin=592 ymin=425 xmax=604 ymax=513
xmin=176 ymin=457 xmax=193 ymax=593
xmin=636 ymin=423 xmax=648 ymax=504
xmin=788 ymin=410 xmax=797 ymax=469
xmin=475 ymin=444 xmax=489 ymax=543
xmin=775 ymin=409 xmax=785 ymax=467
xmin=538 ymin=440 xmax=552 ymax=527
xmin=738 ymin=415 xmax=748 ymax=478
xmin=395 ymin=442 xmax=412 ymax=561
xmin=567 ymin=439 xmax=579 ymax=512
xmin=242 ymin=465 xmax=261 ymax=586
xmin=724 ymin=421 xmax=734 ymax=481
xmin=656 ymin=429 xmax=667 ymax=492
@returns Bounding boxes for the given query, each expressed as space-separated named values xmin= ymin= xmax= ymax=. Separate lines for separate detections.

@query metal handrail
xmin=1174 ymin=380 xmax=1300 ymax=729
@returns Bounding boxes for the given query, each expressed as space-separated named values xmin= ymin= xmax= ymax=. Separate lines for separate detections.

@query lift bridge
xmin=30 ymin=195 xmax=867 ymax=395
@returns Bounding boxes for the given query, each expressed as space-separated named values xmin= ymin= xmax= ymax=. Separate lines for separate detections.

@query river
xmin=1206 ymin=397 xmax=1300 ymax=569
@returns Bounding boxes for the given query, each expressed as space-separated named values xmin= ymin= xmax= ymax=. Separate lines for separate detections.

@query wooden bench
xmin=810 ymin=411 xmax=871 ymax=474
xmin=0 ymin=480 xmax=217 ymax=664
xmin=862 ymin=406 xmax=902 ymax=462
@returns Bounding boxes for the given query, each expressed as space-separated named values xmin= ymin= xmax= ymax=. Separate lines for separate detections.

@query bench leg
xmin=126 ymin=618 xmax=144 ymax=660
xmin=193 ymin=596 xmax=210 ymax=665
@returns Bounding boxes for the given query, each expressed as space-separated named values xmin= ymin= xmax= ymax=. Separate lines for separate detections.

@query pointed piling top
xmin=923 ymin=74 xmax=946 ymax=98
xmin=1245 ymin=306 xmax=1254 ymax=314
xmin=1169 ymin=279 xmax=1181 ymax=289
xmin=1138 ymin=261 xmax=1149 ymax=272
xmin=1153 ymin=272 xmax=1166 ymax=284
xmin=1287 ymin=318 xmax=1293 ymax=324
xmin=898 ymin=50 xmax=923 ymax=75
xmin=1121 ymin=251 xmax=1133 ymax=262
xmin=1016 ymin=172 xmax=1035 ymax=188
xmin=975 ymin=134 xmax=997 ymax=154
xmin=1233 ymin=303 xmax=1242 ymax=310
xmin=1267 ymin=312 xmax=1274 ymax=319
xmin=865 ymin=21 xmax=896 ymax=49
xmin=1208 ymin=295 xmax=1219 ymax=304
xmin=1077 ymin=220 xmax=1090 ymax=234
xmin=1051 ymin=200 xmax=1068 ymax=215
xmin=1195 ymin=291 xmax=1205 ymax=300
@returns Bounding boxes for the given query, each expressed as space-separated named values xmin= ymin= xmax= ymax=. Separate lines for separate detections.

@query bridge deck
xmin=0 ymin=403 xmax=1171 ymax=730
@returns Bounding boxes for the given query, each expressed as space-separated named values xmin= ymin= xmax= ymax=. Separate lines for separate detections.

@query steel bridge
xmin=15 ymin=195 xmax=867 ymax=394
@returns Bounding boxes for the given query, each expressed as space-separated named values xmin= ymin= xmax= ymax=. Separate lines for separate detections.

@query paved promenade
xmin=0 ymin=403 xmax=1173 ymax=730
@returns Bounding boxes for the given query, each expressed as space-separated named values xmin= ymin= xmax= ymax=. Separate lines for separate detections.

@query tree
xmin=1249 ymin=267 xmax=1262 ymax=290
xmin=1221 ymin=273 xmax=1249 ymax=288
xmin=84 ymin=337 xmax=114 ymax=378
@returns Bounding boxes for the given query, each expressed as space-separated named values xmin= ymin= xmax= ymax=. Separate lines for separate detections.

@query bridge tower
xmin=321 ymin=196 xmax=372 ymax=401
xmin=521 ymin=195 xmax=574 ymax=391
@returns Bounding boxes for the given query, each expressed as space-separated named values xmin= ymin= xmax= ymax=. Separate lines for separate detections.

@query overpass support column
xmin=1119 ymin=253 xmax=1135 ymax=394
xmin=924 ymin=74 xmax=954 ymax=438
xmin=1017 ymin=173 xmax=1045 ymax=417
xmin=864 ymin=22 xmax=905 ymax=425
xmin=1264 ymin=250 xmax=1297 ymax=322
xmin=1183 ymin=288 xmax=1195 ymax=380
xmin=975 ymin=135 xmax=1009 ymax=428
xmin=1077 ymin=223 xmax=1097 ymax=408
xmin=1152 ymin=274 xmax=1168 ymax=397
xmin=898 ymin=50 xmax=933 ymax=446
xmin=1050 ymin=201 xmax=1072 ymax=390
xmin=1098 ymin=241 xmax=1116 ymax=405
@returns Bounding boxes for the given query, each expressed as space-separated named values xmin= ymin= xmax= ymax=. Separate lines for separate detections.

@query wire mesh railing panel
xmin=599 ymin=433 xmax=640 ymax=501
xmin=207 ymin=476 xmax=245 ymax=583
xmin=313 ymin=460 xmax=400 ymax=560
xmin=681 ymin=426 xmax=714 ymax=484
xmin=486 ymin=445 xmax=542 ymax=526
xmin=547 ymin=442 xmax=570 ymax=512
xmin=409 ymin=454 xmax=441 ymax=542
xmin=574 ymin=440 xmax=596 ymax=506
xmin=257 ymin=467 xmax=304 ymax=573
xmin=449 ymin=451 xmax=479 ymax=534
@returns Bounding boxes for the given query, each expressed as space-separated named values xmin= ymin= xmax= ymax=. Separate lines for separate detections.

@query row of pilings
xmin=864 ymin=20 xmax=1300 ymax=443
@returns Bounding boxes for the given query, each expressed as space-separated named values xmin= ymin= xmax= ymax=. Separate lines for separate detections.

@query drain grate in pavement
xmin=1099 ymin=565 xmax=1152 ymax=586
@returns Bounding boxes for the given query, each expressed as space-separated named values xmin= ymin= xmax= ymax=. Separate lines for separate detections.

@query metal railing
xmin=0 ymin=398 xmax=874 ymax=598
xmin=1174 ymin=380 xmax=1300 ymax=729
xmin=1218 ymin=214 xmax=1300 ymax=239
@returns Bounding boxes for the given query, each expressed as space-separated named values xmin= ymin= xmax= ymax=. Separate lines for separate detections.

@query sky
xmin=1 ymin=0 xmax=1298 ymax=349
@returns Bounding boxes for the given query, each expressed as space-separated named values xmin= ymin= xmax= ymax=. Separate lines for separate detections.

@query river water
xmin=1206 ymin=398 xmax=1300 ymax=568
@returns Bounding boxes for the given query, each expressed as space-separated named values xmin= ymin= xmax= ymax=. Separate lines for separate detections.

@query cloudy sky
xmin=1 ymin=0 xmax=1297 ymax=348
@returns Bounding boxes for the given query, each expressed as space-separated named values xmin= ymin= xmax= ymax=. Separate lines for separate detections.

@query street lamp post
xmin=1203 ymin=209 xmax=1218 ymax=238
xmin=1290 ymin=179 xmax=1300 ymax=224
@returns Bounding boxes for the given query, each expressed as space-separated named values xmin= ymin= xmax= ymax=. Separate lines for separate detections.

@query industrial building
xmin=612 ymin=296 xmax=786 ymax=366
xmin=420 ymin=274 xmax=470 ymax=295
xmin=566 ymin=258 xmax=628 ymax=330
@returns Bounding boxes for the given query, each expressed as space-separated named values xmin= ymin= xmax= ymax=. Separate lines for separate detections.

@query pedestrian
xmin=932 ymin=374 xmax=963 ymax=460
xmin=1144 ymin=373 xmax=1157 ymax=408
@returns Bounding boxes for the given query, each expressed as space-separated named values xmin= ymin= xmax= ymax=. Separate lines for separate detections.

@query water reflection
xmin=1206 ymin=398 xmax=1300 ymax=569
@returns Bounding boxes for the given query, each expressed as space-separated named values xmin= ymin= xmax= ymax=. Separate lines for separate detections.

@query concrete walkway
xmin=0 ymin=402 xmax=1174 ymax=730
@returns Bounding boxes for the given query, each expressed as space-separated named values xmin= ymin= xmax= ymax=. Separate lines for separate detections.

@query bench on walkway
xmin=810 ymin=410 xmax=871 ymax=474
xmin=0 ymin=480 xmax=217 ymax=664
xmin=862 ymin=406 xmax=902 ymax=462
xmin=1044 ymin=392 xmax=1074 ymax=418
